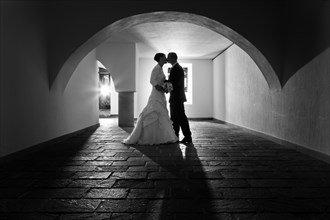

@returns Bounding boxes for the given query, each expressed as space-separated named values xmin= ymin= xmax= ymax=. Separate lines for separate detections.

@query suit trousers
xmin=170 ymin=102 xmax=192 ymax=139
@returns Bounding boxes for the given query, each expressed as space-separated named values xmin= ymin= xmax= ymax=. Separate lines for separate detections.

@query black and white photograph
xmin=0 ymin=0 xmax=329 ymax=219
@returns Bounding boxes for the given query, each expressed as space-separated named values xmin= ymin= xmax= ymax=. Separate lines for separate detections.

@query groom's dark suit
xmin=168 ymin=63 xmax=192 ymax=140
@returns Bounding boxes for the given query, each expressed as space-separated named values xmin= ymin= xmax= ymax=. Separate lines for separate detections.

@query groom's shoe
xmin=180 ymin=137 xmax=192 ymax=144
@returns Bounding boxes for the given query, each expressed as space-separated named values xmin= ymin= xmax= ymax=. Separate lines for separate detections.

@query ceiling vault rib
xmin=212 ymin=43 xmax=235 ymax=60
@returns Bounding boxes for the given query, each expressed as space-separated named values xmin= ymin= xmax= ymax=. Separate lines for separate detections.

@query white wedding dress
xmin=122 ymin=64 xmax=178 ymax=145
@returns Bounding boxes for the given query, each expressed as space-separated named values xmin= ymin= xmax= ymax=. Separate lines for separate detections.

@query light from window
xmin=182 ymin=63 xmax=192 ymax=104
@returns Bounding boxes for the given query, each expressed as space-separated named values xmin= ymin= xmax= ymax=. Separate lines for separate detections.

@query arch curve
xmin=52 ymin=11 xmax=281 ymax=92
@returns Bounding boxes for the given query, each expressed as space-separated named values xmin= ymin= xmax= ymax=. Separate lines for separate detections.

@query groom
xmin=167 ymin=52 xmax=192 ymax=144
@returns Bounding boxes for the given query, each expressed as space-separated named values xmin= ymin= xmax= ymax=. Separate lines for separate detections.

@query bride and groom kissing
xmin=122 ymin=52 xmax=192 ymax=145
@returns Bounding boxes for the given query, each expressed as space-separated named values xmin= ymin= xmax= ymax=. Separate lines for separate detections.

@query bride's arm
xmin=150 ymin=65 xmax=166 ymax=92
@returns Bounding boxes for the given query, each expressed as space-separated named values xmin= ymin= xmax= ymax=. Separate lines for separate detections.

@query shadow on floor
xmin=126 ymin=141 xmax=219 ymax=219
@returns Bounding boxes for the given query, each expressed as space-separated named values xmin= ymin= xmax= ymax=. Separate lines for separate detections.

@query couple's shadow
xmin=134 ymin=142 xmax=197 ymax=173
xmin=131 ymin=142 xmax=216 ymax=218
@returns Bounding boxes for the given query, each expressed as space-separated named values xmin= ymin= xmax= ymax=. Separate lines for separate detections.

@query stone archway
xmin=52 ymin=11 xmax=281 ymax=93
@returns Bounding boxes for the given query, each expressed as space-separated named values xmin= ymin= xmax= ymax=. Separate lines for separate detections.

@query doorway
xmin=97 ymin=61 xmax=119 ymax=119
xmin=98 ymin=67 xmax=111 ymax=118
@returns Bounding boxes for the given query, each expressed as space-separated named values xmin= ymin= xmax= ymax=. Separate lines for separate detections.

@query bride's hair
xmin=154 ymin=53 xmax=165 ymax=62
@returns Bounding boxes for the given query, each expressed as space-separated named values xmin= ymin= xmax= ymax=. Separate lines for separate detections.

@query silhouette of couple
xmin=122 ymin=52 xmax=192 ymax=145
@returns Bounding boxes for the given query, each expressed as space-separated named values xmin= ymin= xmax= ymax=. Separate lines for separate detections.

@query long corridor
xmin=0 ymin=118 xmax=329 ymax=219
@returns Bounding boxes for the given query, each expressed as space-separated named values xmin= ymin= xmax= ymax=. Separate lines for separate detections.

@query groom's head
xmin=167 ymin=52 xmax=178 ymax=65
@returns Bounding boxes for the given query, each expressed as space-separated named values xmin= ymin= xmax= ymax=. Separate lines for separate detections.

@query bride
xmin=122 ymin=53 xmax=178 ymax=145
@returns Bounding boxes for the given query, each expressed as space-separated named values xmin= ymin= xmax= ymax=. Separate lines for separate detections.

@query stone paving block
xmin=110 ymin=213 xmax=147 ymax=220
xmin=38 ymin=171 xmax=76 ymax=179
xmin=127 ymin=166 xmax=159 ymax=172
xmin=146 ymin=161 xmax=159 ymax=166
xmin=0 ymin=213 xmax=60 ymax=220
xmin=145 ymin=199 xmax=166 ymax=213
xmin=96 ymin=165 xmax=128 ymax=172
xmin=148 ymin=198 xmax=205 ymax=214
xmin=127 ymin=157 xmax=157 ymax=164
xmin=22 ymin=188 xmax=88 ymax=199
xmin=247 ymin=171 xmax=297 ymax=179
xmin=154 ymin=179 xmax=205 ymax=189
xmin=222 ymin=188 xmax=275 ymax=199
xmin=71 ymin=156 xmax=98 ymax=161
xmin=207 ymin=179 xmax=250 ymax=188
xmin=68 ymin=179 xmax=116 ymax=188
xmin=163 ymin=165 xmax=194 ymax=172
xmin=158 ymin=166 xmax=179 ymax=172
xmin=84 ymin=161 xmax=113 ymax=166
xmin=41 ymin=199 xmax=101 ymax=213
xmin=59 ymin=213 xmax=111 ymax=220
xmin=32 ymin=179 xmax=72 ymax=188
xmin=0 ymin=199 xmax=48 ymax=212
xmin=88 ymin=152 xmax=117 ymax=157
xmin=81 ymin=149 xmax=105 ymax=154
xmin=128 ymin=189 xmax=169 ymax=199
xmin=102 ymin=145 xmax=129 ymax=150
xmin=188 ymin=171 xmax=223 ymax=179
xmin=201 ymin=166 xmax=231 ymax=172
xmin=73 ymin=171 xmax=111 ymax=179
xmin=49 ymin=161 xmax=88 ymax=168
xmin=247 ymin=179 xmax=294 ymax=188
xmin=111 ymin=171 xmax=147 ymax=179
xmin=114 ymin=152 xmax=144 ymax=157
xmin=239 ymin=166 xmax=274 ymax=172
xmin=208 ymin=161 xmax=241 ymax=166
xmin=202 ymin=199 xmax=258 ymax=213
xmin=96 ymin=199 xmax=148 ymax=212
xmin=85 ymin=188 xmax=128 ymax=199
xmin=220 ymin=171 xmax=260 ymax=179
xmin=112 ymin=180 xmax=155 ymax=189
xmin=104 ymin=149 xmax=134 ymax=153
xmin=96 ymin=156 xmax=128 ymax=161
xmin=62 ymin=165 xmax=97 ymax=172
xmin=171 ymin=187 xmax=223 ymax=199
xmin=226 ymin=152 xmax=246 ymax=157
xmin=199 ymin=156 xmax=226 ymax=161
xmin=147 ymin=172 xmax=176 ymax=180
xmin=112 ymin=161 xmax=146 ymax=166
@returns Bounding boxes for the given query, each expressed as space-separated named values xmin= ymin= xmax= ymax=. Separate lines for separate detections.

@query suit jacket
xmin=168 ymin=63 xmax=187 ymax=103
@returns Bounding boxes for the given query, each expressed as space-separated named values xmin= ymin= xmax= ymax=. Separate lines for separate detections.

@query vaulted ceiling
xmin=105 ymin=22 xmax=233 ymax=59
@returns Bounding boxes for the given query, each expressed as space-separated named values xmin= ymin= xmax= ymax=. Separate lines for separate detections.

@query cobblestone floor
xmin=0 ymin=118 xmax=329 ymax=220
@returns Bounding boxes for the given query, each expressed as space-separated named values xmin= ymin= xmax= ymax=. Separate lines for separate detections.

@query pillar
xmin=118 ymin=92 xmax=134 ymax=127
